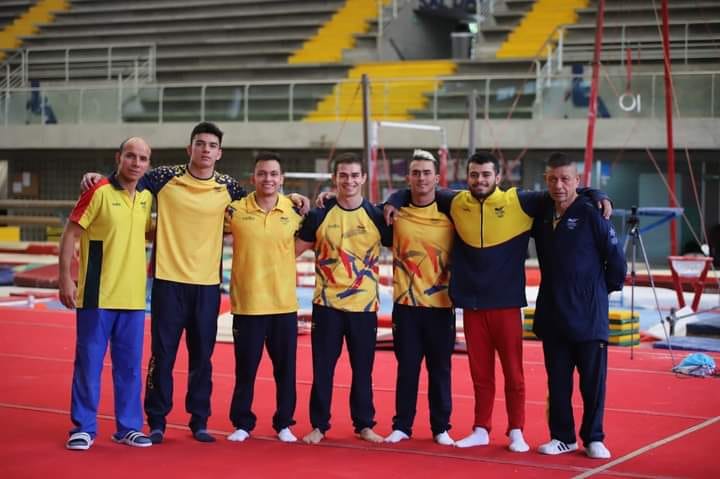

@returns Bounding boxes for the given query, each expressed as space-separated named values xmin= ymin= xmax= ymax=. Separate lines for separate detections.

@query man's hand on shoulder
xmin=384 ymin=204 xmax=398 ymax=226
xmin=289 ymin=193 xmax=311 ymax=215
xmin=80 ymin=173 xmax=103 ymax=193
xmin=315 ymin=190 xmax=335 ymax=208
xmin=599 ymin=198 xmax=612 ymax=220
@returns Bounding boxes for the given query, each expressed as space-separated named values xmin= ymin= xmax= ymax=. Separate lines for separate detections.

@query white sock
xmin=277 ymin=427 xmax=297 ymax=443
xmin=508 ymin=428 xmax=529 ymax=452
xmin=227 ymin=429 xmax=250 ymax=442
xmin=384 ymin=430 xmax=410 ymax=443
xmin=454 ymin=427 xmax=489 ymax=448
xmin=434 ymin=431 xmax=455 ymax=446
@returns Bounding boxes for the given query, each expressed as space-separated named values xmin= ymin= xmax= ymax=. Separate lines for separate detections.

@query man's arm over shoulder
xmin=517 ymin=189 xmax=550 ymax=218
xmin=295 ymin=208 xmax=318 ymax=257
xmin=578 ymin=187 xmax=612 ymax=219
xmin=518 ymin=187 xmax=612 ymax=219
xmin=365 ymin=201 xmax=393 ymax=248
xmin=435 ymin=187 xmax=460 ymax=217
xmin=296 ymin=205 xmax=326 ymax=247
xmin=386 ymin=188 xmax=411 ymax=209
xmin=384 ymin=188 xmax=413 ymax=225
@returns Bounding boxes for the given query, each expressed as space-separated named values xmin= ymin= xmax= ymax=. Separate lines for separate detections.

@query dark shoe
xmin=149 ymin=429 xmax=164 ymax=444
xmin=112 ymin=430 xmax=152 ymax=448
xmin=193 ymin=429 xmax=216 ymax=443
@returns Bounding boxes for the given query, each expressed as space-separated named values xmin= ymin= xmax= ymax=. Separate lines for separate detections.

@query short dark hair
xmin=254 ymin=151 xmax=283 ymax=173
xmin=332 ymin=152 xmax=364 ymax=175
xmin=467 ymin=151 xmax=499 ymax=175
xmin=410 ymin=149 xmax=438 ymax=173
xmin=545 ymin=151 xmax=574 ymax=169
xmin=190 ymin=121 xmax=223 ymax=146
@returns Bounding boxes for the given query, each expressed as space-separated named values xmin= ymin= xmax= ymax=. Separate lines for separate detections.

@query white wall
xmin=1 ymin=118 xmax=718 ymax=150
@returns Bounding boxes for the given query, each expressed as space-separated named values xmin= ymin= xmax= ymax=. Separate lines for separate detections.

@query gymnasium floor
xmin=1 ymin=304 xmax=719 ymax=479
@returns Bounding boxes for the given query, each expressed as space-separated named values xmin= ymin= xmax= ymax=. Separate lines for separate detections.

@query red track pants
xmin=463 ymin=308 xmax=525 ymax=434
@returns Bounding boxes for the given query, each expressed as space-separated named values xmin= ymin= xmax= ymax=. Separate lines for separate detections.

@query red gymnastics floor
xmin=1 ymin=306 xmax=719 ymax=479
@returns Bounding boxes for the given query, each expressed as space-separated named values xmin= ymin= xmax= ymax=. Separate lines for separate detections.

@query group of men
xmin=59 ymin=121 xmax=626 ymax=460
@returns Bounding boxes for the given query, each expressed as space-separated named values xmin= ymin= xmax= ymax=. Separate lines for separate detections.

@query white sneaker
xmin=585 ymin=441 xmax=611 ymax=459
xmin=508 ymin=428 xmax=529 ymax=452
xmin=227 ymin=429 xmax=250 ymax=442
xmin=454 ymin=427 xmax=489 ymax=448
xmin=277 ymin=427 xmax=297 ymax=443
xmin=434 ymin=431 xmax=455 ymax=446
xmin=538 ymin=439 xmax=578 ymax=455
xmin=384 ymin=430 xmax=410 ymax=443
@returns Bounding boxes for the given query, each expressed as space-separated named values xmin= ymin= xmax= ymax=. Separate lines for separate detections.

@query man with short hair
xmin=140 ymin=122 xmax=243 ymax=443
xmin=296 ymin=152 xmax=391 ymax=445
xmin=225 ymin=152 xmax=303 ymax=444
xmin=81 ymin=123 xmax=309 ymax=444
xmin=532 ymin=152 xmax=626 ymax=459
xmin=383 ymin=150 xmax=456 ymax=446
xmin=60 ymin=137 xmax=153 ymax=450
xmin=386 ymin=151 xmax=610 ymax=452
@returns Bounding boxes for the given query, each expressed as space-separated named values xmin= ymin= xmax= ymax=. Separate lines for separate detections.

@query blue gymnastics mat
xmin=652 ymin=336 xmax=720 ymax=352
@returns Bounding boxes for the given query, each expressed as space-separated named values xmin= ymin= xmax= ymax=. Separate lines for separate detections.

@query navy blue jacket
xmin=531 ymin=196 xmax=627 ymax=342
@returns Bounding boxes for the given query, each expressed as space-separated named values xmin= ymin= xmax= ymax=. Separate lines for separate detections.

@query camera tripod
xmin=623 ymin=206 xmax=677 ymax=365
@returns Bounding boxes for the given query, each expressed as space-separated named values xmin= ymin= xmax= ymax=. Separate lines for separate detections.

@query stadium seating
xmin=0 ymin=1 xmax=35 ymax=29
xmin=411 ymin=0 xmax=720 ymax=120
xmin=4 ymin=0 xmax=356 ymax=121
xmin=2 ymin=0 xmax=719 ymax=123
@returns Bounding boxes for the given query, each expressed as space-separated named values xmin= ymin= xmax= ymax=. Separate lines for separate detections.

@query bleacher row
xmin=1 ymin=0 xmax=719 ymax=123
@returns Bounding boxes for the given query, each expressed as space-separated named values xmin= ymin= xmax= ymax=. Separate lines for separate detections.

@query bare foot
xmin=358 ymin=427 xmax=383 ymax=443
xmin=303 ymin=428 xmax=324 ymax=444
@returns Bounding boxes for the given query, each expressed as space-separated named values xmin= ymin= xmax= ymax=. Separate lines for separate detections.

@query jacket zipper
xmin=479 ymin=199 xmax=485 ymax=247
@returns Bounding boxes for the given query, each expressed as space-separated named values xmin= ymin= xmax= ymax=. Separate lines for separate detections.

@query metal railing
xmin=1 ymin=70 xmax=717 ymax=126
xmin=1 ymin=50 xmax=26 ymax=90
xmin=529 ymin=17 xmax=720 ymax=107
xmin=539 ymin=20 xmax=720 ymax=80
xmin=1 ymin=43 xmax=157 ymax=90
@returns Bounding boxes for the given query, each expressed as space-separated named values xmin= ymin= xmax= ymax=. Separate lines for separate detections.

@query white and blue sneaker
xmin=538 ymin=438 xmax=578 ymax=455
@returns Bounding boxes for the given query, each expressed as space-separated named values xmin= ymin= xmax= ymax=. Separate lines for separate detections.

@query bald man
xmin=60 ymin=137 xmax=154 ymax=450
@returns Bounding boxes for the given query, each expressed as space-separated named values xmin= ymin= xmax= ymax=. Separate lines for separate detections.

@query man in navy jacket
xmin=532 ymin=152 xmax=626 ymax=459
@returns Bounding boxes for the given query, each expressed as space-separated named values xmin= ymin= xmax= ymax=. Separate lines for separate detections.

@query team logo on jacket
xmin=566 ymin=218 xmax=579 ymax=230
xmin=494 ymin=206 xmax=505 ymax=218
xmin=609 ymin=227 xmax=618 ymax=244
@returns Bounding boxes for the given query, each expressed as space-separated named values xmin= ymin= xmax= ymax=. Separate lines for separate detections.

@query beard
xmin=470 ymin=183 xmax=497 ymax=200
